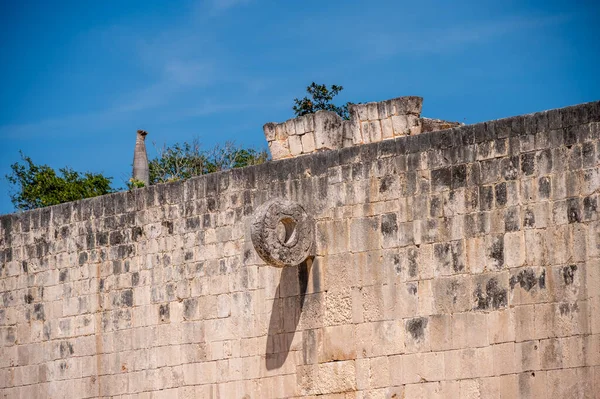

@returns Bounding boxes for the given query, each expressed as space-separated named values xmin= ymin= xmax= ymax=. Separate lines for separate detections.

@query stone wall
xmin=263 ymin=96 xmax=462 ymax=160
xmin=1 ymin=100 xmax=599 ymax=398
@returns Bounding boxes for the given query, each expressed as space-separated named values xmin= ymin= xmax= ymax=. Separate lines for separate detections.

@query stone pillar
xmin=132 ymin=129 xmax=149 ymax=186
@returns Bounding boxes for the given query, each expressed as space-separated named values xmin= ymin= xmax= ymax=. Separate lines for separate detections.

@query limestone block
xmin=321 ymin=325 xmax=356 ymax=362
xmin=360 ymin=121 xmax=371 ymax=144
xmin=369 ymin=356 xmax=390 ymax=388
xmin=275 ymin=123 xmax=287 ymax=140
xmin=390 ymin=96 xmax=423 ymax=116
xmin=288 ymin=135 xmax=303 ymax=156
xmin=294 ymin=117 xmax=306 ymax=135
xmin=268 ymin=139 xmax=291 ymax=160
xmin=314 ymin=111 xmax=343 ymax=150
xmin=285 ymin=119 xmax=297 ymax=136
xmin=369 ymin=121 xmax=382 ymax=142
xmin=263 ymin=123 xmax=277 ymax=141
xmin=381 ymin=118 xmax=393 ymax=140
xmin=367 ymin=102 xmax=379 ymax=121
xmin=492 ymin=341 xmax=516 ymax=375
xmin=350 ymin=103 xmax=368 ymax=121
xmin=301 ymin=132 xmax=316 ymax=153
xmin=392 ymin=115 xmax=409 ymax=136
xmin=408 ymin=114 xmax=422 ymax=135
xmin=297 ymin=361 xmax=356 ymax=396
xmin=487 ymin=309 xmax=515 ymax=344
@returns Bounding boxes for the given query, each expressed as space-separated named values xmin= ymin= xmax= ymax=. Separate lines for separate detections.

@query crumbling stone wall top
xmin=264 ymin=95 xmax=462 ymax=160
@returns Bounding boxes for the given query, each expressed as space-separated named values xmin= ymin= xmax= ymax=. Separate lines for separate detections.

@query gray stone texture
xmin=0 ymin=100 xmax=599 ymax=398
xmin=132 ymin=129 xmax=149 ymax=186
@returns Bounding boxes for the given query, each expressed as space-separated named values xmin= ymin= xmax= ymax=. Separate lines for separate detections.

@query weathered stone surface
xmin=1 ymin=99 xmax=599 ymax=398
xmin=313 ymin=110 xmax=343 ymax=150
xmin=251 ymin=199 xmax=314 ymax=267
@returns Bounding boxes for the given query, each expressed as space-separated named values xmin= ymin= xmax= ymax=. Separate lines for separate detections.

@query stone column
xmin=132 ymin=130 xmax=149 ymax=186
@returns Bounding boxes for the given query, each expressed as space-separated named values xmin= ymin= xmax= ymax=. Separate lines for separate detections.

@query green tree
xmin=293 ymin=82 xmax=352 ymax=120
xmin=148 ymin=139 xmax=269 ymax=184
xmin=6 ymin=152 xmax=114 ymax=211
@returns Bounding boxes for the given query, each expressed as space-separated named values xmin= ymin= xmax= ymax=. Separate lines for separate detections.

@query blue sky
xmin=1 ymin=0 xmax=599 ymax=214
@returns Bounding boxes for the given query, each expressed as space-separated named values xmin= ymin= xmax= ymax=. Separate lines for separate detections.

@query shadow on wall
xmin=265 ymin=259 xmax=311 ymax=370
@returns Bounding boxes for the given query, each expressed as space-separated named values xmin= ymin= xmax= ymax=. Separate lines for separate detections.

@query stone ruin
xmin=0 ymin=95 xmax=599 ymax=398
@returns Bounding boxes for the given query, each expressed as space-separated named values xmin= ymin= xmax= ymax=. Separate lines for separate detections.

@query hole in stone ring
xmin=276 ymin=217 xmax=297 ymax=246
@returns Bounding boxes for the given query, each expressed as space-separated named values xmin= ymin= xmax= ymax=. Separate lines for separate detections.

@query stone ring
xmin=251 ymin=199 xmax=314 ymax=267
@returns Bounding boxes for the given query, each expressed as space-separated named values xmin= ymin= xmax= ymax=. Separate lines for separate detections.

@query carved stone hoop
xmin=251 ymin=199 xmax=314 ymax=267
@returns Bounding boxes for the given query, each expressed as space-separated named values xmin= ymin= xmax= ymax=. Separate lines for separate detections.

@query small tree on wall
xmin=148 ymin=139 xmax=269 ymax=184
xmin=292 ymin=82 xmax=352 ymax=120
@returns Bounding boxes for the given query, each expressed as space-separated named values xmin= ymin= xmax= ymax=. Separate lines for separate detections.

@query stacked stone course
xmin=0 ymin=99 xmax=599 ymax=398
xmin=264 ymin=96 xmax=461 ymax=160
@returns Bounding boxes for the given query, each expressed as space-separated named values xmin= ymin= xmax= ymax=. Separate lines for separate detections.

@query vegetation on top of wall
xmin=6 ymin=141 xmax=269 ymax=211
xmin=6 ymin=152 xmax=115 ymax=211
xmin=293 ymin=82 xmax=353 ymax=120
xmin=148 ymin=139 xmax=268 ymax=184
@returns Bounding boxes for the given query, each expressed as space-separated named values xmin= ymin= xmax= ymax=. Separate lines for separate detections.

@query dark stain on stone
xmin=98 ymin=279 xmax=105 ymax=292
xmin=161 ymin=221 xmax=174 ymax=234
xmin=407 ymin=283 xmax=417 ymax=296
xmin=243 ymin=249 xmax=252 ymax=264
xmin=538 ymin=177 xmax=551 ymax=199
xmin=113 ymin=261 xmax=122 ymax=275
xmin=523 ymin=208 xmax=535 ymax=228
xmin=521 ymin=153 xmax=535 ymax=175
xmin=21 ymin=261 xmax=28 ymax=273
xmin=475 ymin=277 xmax=507 ymax=310
xmin=509 ymin=268 xmax=539 ymax=291
xmin=24 ymin=293 xmax=34 ymax=304
xmin=489 ymin=235 xmax=504 ymax=269
xmin=495 ymin=182 xmax=507 ymax=207
xmin=121 ymin=289 xmax=133 ymax=307
xmin=43 ymin=323 xmax=51 ymax=340
xmin=452 ymin=164 xmax=467 ymax=189
xmin=33 ymin=303 xmax=45 ymax=321
xmin=132 ymin=272 xmax=140 ymax=286
xmin=393 ymin=254 xmax=402 ymax=275
xmin=567 ymin=198 xmax=581 ymax=223
xmin=159 ymin=304 xmax=170 ymax=323
xmin=431 ymin=167 xmax=451 ymax=191
xmin=78 ymin=252 xmax=88 ymax=265
xmin=379 ymin=175 xmax=394 ymax=193
xmin=562 ymin=265 xmax=577 ymax=285
xmin=131 ymin=226 xmax=143 ymax=241
xmin=109 ymin=231 xmax=124 ymax=245
xmin=59 ymin=361 xmax=68 ymax=372
xmin=219 ymin=260 xmax=227 ymax=274
xmin=186 ymin=217 xmax=200 ymax=230
xmin=184 ymin=251 xmax=194 ymax=261
xmin=60 ymin=341 xmax=74 ymax=358
xmin=183 ymin=298 xmax=198 ymax=320
xmin=505 ymin=208 xmax=520 ymax=232
xmin=406 ymin=317 xmax=428 ymax=341
xmin=381 ymin=213 xmax=398 ymax=236
xmin=165 ymin=283 xmax=175 ymax=301
xmin=117 ymin=245 xmax=134 ymax=259
xmin=408 ymin=248 xmax=418 ymax=278
xmin=538 ymin=270 xmax=546 ymax=289
xmin=583 ymin=196 xmax=598 ymax=220
xmin=207 ymin=198 xmax=217 ymax=212
xmin=59 ymin=269 xmax=68 ymax=283
xmin=559 ymin=302 xmax=578 ymax=316
xmin=95 ymin=231 xmax=108 ymax=246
